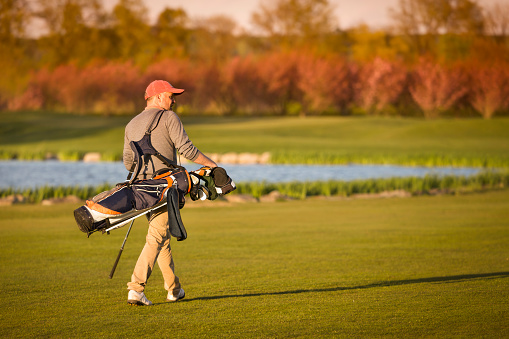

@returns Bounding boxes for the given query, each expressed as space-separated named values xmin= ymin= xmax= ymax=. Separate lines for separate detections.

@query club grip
xmin=109 ymin=249 xmax=123 ymax=279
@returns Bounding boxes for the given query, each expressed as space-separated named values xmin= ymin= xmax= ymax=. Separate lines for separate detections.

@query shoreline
xmin=0 ymin=152 xmax=272 ymax=165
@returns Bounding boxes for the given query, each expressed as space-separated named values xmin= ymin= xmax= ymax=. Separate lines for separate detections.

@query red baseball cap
xmin=144 ymin=80 xmax=185 ymax=100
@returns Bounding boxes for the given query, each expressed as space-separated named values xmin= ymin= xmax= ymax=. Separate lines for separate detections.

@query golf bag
xmin=74 ymin=165 xmax=235 ymax=239
xmin=74 ymin=167 xmax=190 ymax=238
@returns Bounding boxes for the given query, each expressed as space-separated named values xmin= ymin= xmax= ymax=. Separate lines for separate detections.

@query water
xmin=0 ymin=160 xmax=481 ymax=190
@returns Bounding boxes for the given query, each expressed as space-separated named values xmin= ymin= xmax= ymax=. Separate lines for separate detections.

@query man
xmin=123 ymin=80 xmax=217 ymax=306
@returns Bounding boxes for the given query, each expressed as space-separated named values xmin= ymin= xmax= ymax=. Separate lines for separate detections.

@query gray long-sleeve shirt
xmin=123 ymin=107 xmax=199 ymax=178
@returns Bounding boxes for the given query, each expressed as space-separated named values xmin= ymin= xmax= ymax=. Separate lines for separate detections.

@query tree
xmin=349 ymin=24 xmax=411 ymax=62
xmin=0 ymin=0 xmax=29 ymax=44
xmin=219 ymin=56 xmax=267 ymax=114
xmin=298 ymin=53 xmax=354 ymax=114
xmin=389 ymin=0 xmax=485 ymax=57
xmin=251 ymin=0 xmax=337 ymax=49
xmin=484 ymin=1 xmax=509 ymax=43
xmin=188 ymin=14 xmax=238 ymax=62
xmin=410 ymin=58 xmax=468 ymax=118
xmin=257 ymin=51 xmax=303 ymax=114
xmin=34 ymin=0 xmax=113 ymax=65
xmin=355 ymin=57 xmax=408 ymax=115
xmin=112 ymin=0 xmax=152 ymax=64
xmin=0 ymin=0 xmax=32 ymax=107
xmin=154 ymin=7 xmax=189 ymax=59
xmin=468 ymin=60 xmax=509 ymax=119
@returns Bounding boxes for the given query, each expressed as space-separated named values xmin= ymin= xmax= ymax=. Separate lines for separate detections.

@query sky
xmin=102 ymin=0 xmax=503 ymax=31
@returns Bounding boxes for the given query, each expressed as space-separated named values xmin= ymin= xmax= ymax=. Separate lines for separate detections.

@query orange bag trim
xmin=86 ymin=200 xmax=123 ymax=215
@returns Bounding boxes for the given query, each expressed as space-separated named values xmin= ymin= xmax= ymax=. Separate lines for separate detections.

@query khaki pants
xmin=127 ymin=207 xmax=181 ymax=296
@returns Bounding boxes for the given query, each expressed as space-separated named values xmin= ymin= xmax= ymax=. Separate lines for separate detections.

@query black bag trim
xmin=74 ymin=205 xmax=110 ymax=237
xmin=167 ymin=186 xmax=187 ymax=241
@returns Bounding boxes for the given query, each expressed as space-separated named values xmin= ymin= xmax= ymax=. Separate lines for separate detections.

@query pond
xmin=0 ymin=160 xmax=481 ymax=190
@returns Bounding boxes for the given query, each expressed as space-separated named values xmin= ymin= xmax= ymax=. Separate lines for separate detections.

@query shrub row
xmin=8 ymin=53 xmax=509 ymax=118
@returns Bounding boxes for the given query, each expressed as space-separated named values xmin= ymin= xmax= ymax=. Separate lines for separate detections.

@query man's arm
xmin=165 ymin=111 xmax=217 ymax=167
xmin=193 ymin=151 xmax=217 ymax=168
xmin=123 ymin=133 xmax=134 ymax=171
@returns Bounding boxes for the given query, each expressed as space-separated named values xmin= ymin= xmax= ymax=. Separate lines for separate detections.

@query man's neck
xmin=145 ymin=105 xmax=165 ymax=110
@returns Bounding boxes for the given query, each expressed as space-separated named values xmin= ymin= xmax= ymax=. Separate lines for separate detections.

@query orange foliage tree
xmin=10 ymin=54 xmax=509 ymax=118
xmin=468 ymin=60 xmax=509 ymax=119
xmin=146 ymin=59 xmax=222 ymax=114
xmin=409 ymin=58 xmax=468 ymax=118
xmin=354 ymin=57 xmax=408 ymax=115
xmin=219 ymin=56 xmax=267 ymax=114
xmin=12 ymin=62 xmax=145 ymax=114
xmin=257 ymin=51 xmax=303 ymax=114
xmin=298 ymin=54 xmax=354 ymax=114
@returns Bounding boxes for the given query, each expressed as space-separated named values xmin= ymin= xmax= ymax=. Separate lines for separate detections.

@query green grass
xmin=1 ymin=111 xmax=509 ymax=166
xmin=0 ymin=190 xmax=508 ymax=337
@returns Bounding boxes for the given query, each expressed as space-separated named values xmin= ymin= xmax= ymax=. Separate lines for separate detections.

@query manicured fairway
xmin=1 ymin=112 xmax=509 ymax=166
xmin=0 ymin=190 xmax=508 ymax=337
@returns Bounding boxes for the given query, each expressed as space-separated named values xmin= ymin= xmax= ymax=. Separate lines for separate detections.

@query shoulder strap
xmin=145 ymin=109 xmax=186 ymax=171
xmin=146 ymin=109 xmax=165 ymax=135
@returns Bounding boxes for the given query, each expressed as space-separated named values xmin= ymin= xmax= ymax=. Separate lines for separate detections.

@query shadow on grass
xmin=177 ymin=272 xmax=509 ymax=303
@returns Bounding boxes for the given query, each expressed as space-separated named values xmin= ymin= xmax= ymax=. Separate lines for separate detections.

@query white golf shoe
xmin=127 ymin=290 xmax=153 ymax=306
xmin=166 ymin=288 xmax=185 ymax=302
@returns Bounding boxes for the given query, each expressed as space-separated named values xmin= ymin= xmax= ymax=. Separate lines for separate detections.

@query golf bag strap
xmin=126 ymin=110 xmax=185 ymax=183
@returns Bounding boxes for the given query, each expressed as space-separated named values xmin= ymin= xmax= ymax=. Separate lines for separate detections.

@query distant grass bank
xmin=0 ymin=190 xmax=507 ymax=337
xmin=1 ymin=111 xmax=509 ymax=167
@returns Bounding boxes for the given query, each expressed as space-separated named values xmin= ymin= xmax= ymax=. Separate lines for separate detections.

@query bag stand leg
xmin=109 ymin=219 xmax=135 ymax=279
